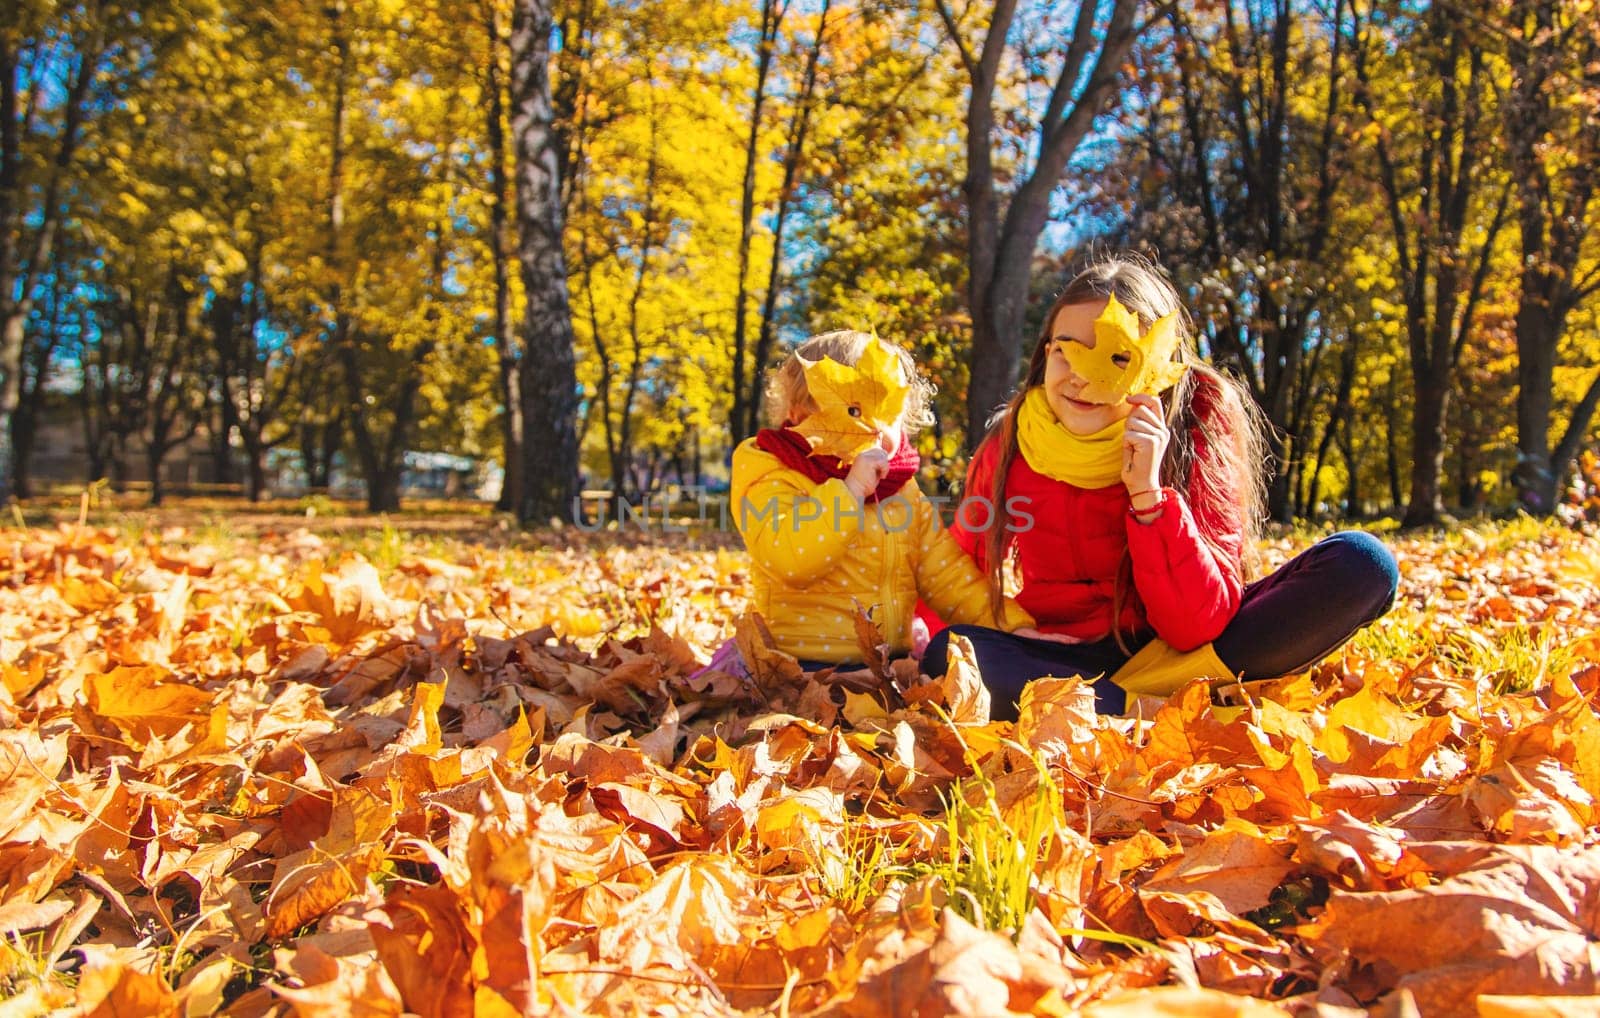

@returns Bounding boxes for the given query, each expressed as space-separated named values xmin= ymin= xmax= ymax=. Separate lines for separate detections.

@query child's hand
xmin=845 ymin=447 xmax=891 ymax=500
xmin=1122 ymin=394 xmax=1169 ymax=503
xmin=910 ymin=617 xmax=931 ymax=659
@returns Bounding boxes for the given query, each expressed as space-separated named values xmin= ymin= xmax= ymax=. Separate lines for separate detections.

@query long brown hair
xmin=978 ymin=255 xmax=1269 ymax=637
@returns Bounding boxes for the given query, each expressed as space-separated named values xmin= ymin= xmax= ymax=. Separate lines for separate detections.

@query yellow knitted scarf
xmin=1015 ymin=387 xmax=1125 ymax=488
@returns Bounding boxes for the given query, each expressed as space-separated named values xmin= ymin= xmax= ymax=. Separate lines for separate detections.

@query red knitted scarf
xmin=754 ymin=428 xmax=920 ymax=504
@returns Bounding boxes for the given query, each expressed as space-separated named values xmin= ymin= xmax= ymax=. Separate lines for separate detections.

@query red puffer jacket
xmin=931 ymin=391 xmax=1246 ymax=651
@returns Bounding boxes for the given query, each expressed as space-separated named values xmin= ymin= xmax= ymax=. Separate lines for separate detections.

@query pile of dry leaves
xmin=2 ymin=518 xmax=1599 ymax=1016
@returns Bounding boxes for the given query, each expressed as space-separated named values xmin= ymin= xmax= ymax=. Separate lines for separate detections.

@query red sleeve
xmin=1125 ymin=487 xmax=1243 ymax=649
xmin=917 ymin=436 xmax=1001 ymax=634
xmin=913 ymin=599 xmax=948 ymax=638
xmin=1124 ymin=382 xmax=1245 ymax=650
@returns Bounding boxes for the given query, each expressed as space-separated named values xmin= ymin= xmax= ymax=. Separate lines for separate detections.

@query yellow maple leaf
xmin=792 ymin=338 xmax=910 ymax=460
xmin=1065 ymin=294 xmax=1188 ymax=403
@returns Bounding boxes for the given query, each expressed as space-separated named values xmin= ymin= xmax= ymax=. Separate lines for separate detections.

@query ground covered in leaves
xmin=3 ymin=511 xmax=1600 ymax=1016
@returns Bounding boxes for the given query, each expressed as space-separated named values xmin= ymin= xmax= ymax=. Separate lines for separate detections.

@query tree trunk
xmin=744 ymin=0 xmax=831 ymax=439
xmin=11 ymin=372 xmax=38 ymax=501
xmin=1403 ymin=374 xmax=1449 ymax=527
xmin=13 ymin=307 xmax=61 ymax=501
xmin=300 ymin=424 xmax=321 ymax=492
xmin=220 ymin=236 xmax=289 ymax=502
xmin=1504 ymin=0 xmax=1597 ymax=515
xmin=485 ymin=1 xmax=523 ymax=513
xmin=9 ymin=350 xmax=42 ymax=502
xmin=511 ymin=0 xmax=581 ymax=525
xmin=1326 ymin=332 xmax=1358 ymax=516
xmin=147 ymin=445 xmax=166 ymax=507
xmin=942 ymin=0 xmax=1140 ymax=450
xmin=0 ymin=28 xmax=98 ymax=502
xmin=1308 ymin=417 xmax=1339 ymax=520
xmin=366 ymin=465 xmax=401 ymax=513
xmin=302 ymin=414 xmax=339 ymax=491
xmin=1513 ymin=281 xmax=1559 ymax=513
xmin=1266 ymin=430 xmax=1294 ymax=522
xmin=322 ymin=2 xmax=352 ymax=501
xmin=143 ymin=284 xmax=202 ymax=509
xmin=966 ymin=304 xmax=1027 ymax=446
xmin=79 ymin=361 xmax=110 ymax=485
xmin=729 ymin=0 xmax=781 ymax=445
xmin=208 ymin=290 xmax=241 ymax=489
xmin=1300 ymin=333 xmax=1355 ymax=517
xmin=245 ymin=439 xmax=269 ymax=502
xmin=343 ymin=393 xmax=390 ymax=510
xmin=109 ymin=451 xmax=128 ymax=493
xmin=85 ymin=439 xmax=106 ymax=488
xmin=1342 ymin=409 xmax=1361 ymax=517
xmin=11 ymin=406 xmax=35 ymax=499
xmin=233 ymin=394 xmax=272 ymax=501
xmin=340 ymin=324 xmax=434 ymax=513
xmin=606 ymin=93 xmax=663 ymax=499
xmin=1552 ymin=369 xmax=1600 ymax=494
xmin=212 ymin=375 xmax=240 ymax=487
xmin=1384 ymin=376 xmax=1403 ymax=511
xmin=669 ymin=439 xmax=685 ymax=488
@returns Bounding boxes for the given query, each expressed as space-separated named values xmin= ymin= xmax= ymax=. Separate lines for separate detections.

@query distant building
xmin=401 ymin=451 xmax=479 ymax=497
xmin=26 ymin=401 xmax=493 ymax=500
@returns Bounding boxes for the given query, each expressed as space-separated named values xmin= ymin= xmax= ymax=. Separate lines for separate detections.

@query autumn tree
xmin=798 ymin=7 xmax=974 ymax=483
xmin=1494 ymin=0 xmax=1600 ymax=513
xmin=727 ymin=0 xmax=787 ymax=447
xmin=1106 ymin=0 xmax=1357 ymax=520
xmin=565 ymin=8 xmax=737 ymax=498
xmin=184 ymin=6 xmax=307 ymax=501
xmin=127 ymin=2 xmax=302 ymax=501
xmin=512 ymin=0 xmax=581 ymax=524
xmin=934 ymin=0 xmax=1141 ymax=450
xmin=45 ymin=0 xmax=254 ymax=504
xmin=481 ymin=0 xmax=522 ymax=512
xmin=1348 ymin=0 xmax=1512 ymax=526
xmin=131 ymin=275 xmax=210 ymax=506
xmin=74 ymin=254 xmax=210 ymax=505
xmin=725 ymin=0 xmax=841 ymax=444
xmin=10 ymin=247 xmax=75 ymax=497
xmin=75 ymin=291 xmax=142 ymax=486
xmin=565 ymin=0 xmax=868 ymax=484
xmin=0 ymin=1 xmax=113 ymax=501
xmin=214 ymin=0 xmax=492 ymax=512
xmin=211 ymin=237 xmax=300 ymax=501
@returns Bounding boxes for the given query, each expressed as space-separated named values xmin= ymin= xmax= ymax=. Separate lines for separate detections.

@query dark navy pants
xmin=923 ymin=530 xmax=1399 ymax=719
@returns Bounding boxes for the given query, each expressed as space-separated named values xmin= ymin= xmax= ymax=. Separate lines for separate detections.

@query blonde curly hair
xmin=765 ymin=330 xmax=937 ymax=432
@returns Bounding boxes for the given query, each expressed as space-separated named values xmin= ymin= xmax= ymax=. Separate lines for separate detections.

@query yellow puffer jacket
xmin=731 ymin=439 xmax=1033 ymax=662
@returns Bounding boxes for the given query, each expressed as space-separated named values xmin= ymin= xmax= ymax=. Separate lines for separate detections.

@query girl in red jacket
xmin=922 ymin=256 xmax=1398 ymax=718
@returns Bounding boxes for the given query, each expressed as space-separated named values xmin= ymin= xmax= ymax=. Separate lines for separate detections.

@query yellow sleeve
xmin=731 ymin=442 xmax=862 ymax=587
xmin=908 ymin=485 xmax=1033 ymax=630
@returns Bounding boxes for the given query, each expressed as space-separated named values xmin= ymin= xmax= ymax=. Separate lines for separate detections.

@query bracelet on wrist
xmin=1128 ymin=487 xmax=1169 ymax=518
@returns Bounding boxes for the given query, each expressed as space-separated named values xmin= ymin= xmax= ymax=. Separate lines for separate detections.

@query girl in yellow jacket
xmin=729 ymin=329 xmax=1036 ymax=665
